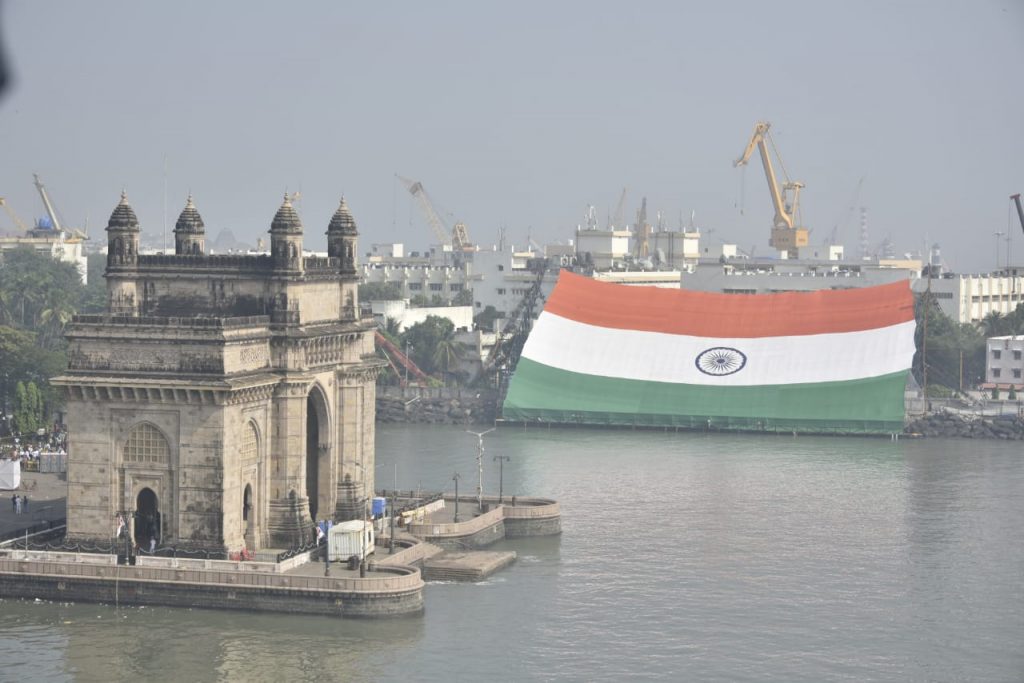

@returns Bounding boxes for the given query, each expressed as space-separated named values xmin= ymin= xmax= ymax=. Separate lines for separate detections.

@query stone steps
xmin=422 ymin=550 xmax=516 ymax=582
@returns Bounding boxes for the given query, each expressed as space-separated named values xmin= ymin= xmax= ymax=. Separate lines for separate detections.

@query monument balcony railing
xmin=303 ymin=256 xmax=341 ymax=271
xmin=137 ymin=253 xmax=273 ymax=270
xmin=71 ymin=314 xmax=270 ymax=329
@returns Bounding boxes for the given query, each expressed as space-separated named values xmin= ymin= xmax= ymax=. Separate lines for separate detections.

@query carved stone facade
xmin=53 ymin=194 xmax=383 ymax=555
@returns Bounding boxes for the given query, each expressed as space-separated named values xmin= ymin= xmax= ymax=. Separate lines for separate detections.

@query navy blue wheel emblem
xmin=695 ymin=347 xmax=747 ymax=376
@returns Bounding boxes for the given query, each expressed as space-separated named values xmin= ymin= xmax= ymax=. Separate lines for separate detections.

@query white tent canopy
xmin=0 ymin=460 xmax=21 ymax=490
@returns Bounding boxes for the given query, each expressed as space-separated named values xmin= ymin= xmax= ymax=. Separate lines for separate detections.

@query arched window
xmin=123 ymin=423 xmax=169 ymax=464
xmin=241 ymin=421 xmax=259 ymax=464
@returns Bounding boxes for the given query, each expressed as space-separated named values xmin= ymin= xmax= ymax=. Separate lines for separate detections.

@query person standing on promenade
xmin=14 ymin=495 xmax=22 ymax=515
xmin=23 ymin=495 xmax=28 ymax=513
xmin=10 ymin=494 xmax=16 ymax=513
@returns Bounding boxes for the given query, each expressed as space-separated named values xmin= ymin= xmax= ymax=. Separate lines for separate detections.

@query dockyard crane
xmin=1012 ymin=193 xmax=1024 ymax=239
xmin=610 ymin=187 xmax=628 ymax=229
xmin=0 ymin=196 xmax=29 ymax=234
xmin=33 ymin=173 xmax=87 ymax=239
xmin=733 ymin=122 xmax=809 ymax=259
xmin=398 ymin=176 xmax=473 ymax=255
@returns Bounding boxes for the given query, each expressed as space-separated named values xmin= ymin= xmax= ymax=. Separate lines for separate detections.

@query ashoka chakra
xmin=695 ymin=347 xmax=747 ymax=376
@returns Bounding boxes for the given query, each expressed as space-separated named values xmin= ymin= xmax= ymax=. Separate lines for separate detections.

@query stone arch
xmin=306 ymin=383 xmax=331 ymax=520
xmin=122 ymin=422 xmax=171 ymax=465
xmin=240 ymin=419 xmax=259 ymax=546
xmin=134 ymin=487 xmax=160 ymax=549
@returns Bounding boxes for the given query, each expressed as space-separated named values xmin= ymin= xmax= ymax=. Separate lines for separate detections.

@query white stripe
xmin=521 ymin=312 xmax=916 ymax=387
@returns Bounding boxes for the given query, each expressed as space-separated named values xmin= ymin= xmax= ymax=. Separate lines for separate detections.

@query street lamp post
xmin=452 ymin=472 xmax=461 ymax=522
xmin=493 ymin=454 xmax=510 ymax=503
xmin=466 ymin=428 xmax=495 ymax=513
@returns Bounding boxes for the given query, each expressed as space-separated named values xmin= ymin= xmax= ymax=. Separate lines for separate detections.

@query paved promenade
xmin=0 ymin=471 xmax=67 ymax=540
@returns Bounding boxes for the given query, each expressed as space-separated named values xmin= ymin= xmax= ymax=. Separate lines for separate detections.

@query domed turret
xmin=104 ymin=190 xmax=141 ymax=314
xmin=173 ymin=194 xmax=206 ymax=255
xmin=269 ymin=193 xmax=303 ymax=271
xmin=106 ymin=190 xmax=140 ymax=268
xmin=270 ymin=193 xmax=303 ymax=235
xmin=107 ymin=190 xmax=140 ymax=232
xmin=327 ymin=197 xmax=358 ymax=277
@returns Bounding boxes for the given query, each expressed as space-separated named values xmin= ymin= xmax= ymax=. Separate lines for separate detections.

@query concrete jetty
xmin=0 ymin=479 xmax=562 ymax=616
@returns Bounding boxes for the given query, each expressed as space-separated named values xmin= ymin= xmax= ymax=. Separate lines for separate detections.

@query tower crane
xmin=1012 ymin=193 xmax=1024 ymax=239
xmin=0 ymin=197 xmax=29 ymax=234
xmin=398 ymin=176 xmax=472 ymax=254
xmin=32 ymin=173 xmax=87 ymax=239
xmin=734 ymin=122 xmax=809 ymax=259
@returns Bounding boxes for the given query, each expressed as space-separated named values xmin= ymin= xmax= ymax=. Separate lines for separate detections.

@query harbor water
xmin=1 ymin=424 xmax=1022 ymax=681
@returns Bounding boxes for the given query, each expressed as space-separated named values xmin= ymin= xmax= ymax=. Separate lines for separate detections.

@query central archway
xmin=135 ymin=487 xmax=159 ymax=550
xmin=305 ymin=385 xmax=330 ymax=521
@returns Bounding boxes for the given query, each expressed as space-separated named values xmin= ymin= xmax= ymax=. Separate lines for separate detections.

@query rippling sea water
xmin=2 ymin=425 xmax=1022 ymax=682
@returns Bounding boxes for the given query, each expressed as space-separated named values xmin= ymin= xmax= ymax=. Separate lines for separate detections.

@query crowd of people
xmin=0 ymin=425 xmax=68 ymax=470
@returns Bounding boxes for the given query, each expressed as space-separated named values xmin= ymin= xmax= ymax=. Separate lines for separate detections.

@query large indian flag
xmin=502 ymin=271 xmax=916 ymax=434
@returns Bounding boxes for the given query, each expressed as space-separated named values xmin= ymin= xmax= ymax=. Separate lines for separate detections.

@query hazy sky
xmin=1 ymin=1 xmax=1022 ymax=272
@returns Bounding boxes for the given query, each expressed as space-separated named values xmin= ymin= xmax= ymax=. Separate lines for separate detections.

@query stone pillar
xmin=334 ymin=473 xmax=364 ymax=523
xmin=267 ymin=382 xmax=313 ymax=548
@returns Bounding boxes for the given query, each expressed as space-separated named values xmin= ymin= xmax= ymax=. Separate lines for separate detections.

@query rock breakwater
xmin=905 ymin=412 xmax=1024 ymax=439
xmin=376 ymin=388 xmax=497 ymax=425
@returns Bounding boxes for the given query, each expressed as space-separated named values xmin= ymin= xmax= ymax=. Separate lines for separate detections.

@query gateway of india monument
xmin=52 ymin=192 xmax=384 ymax=556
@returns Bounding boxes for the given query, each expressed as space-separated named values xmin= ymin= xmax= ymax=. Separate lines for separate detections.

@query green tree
xmin=400 ymin=315 xmax=456 ymax=376
xmin=913 ymin=291 xmax=986 ymax=393
xmin=13 ymin=381 xmax=35 ymax=434
xmin=79 ymin=252 xmax=108 ymax=313
xmin=409 ymin=294 xmax=428 ymax=308
xmin=26 ymin=381 xmax=44 ymax=431
xmin=473 ymin=305 xmax=503 ymax=332
xmin=453 ymin=288 xmax=473 ymax=306
xmin=358 ymin=281 xmax=402 ymax=301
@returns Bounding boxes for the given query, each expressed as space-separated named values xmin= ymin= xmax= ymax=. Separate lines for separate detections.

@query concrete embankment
xmin=376 ymin=387 xmax=497 ymax=425
xmin=905 ymin=413 xmax=1024 ymax=439
xmin=0 ymin=550 xmax=424 ymax=618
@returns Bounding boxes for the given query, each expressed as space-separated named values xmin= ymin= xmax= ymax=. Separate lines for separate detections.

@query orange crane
xmin=0 ymin=196 xmax=30 ymax=234
xmin=375 ymin=331 xmax=431 ymax=386
xmin=734 ymin=122 xmax=809 ymax=259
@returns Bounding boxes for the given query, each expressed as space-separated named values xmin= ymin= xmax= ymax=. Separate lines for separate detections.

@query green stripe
xmin=502 ymin=358 xmax=908 ymax=434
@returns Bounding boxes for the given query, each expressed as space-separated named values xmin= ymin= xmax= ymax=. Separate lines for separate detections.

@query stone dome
xmin=327 ymin=197 xmax=358 ymax=236
xmin=270 ymin=193 xmax=303 ymax=234
xmin=174 ymin=194 xmax=205 ymax=235
xmin=106 ymin=191 xmax=140 ymax=231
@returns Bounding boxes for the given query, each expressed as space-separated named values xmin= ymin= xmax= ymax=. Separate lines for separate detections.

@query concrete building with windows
xmin=984 ymin=335 xmax=1024 ymax=390
xmin=921 ymin=271 xmax=1024 ymax=324
xmin=52 ymin=193 xmax=383 ymax=556
xmin=0 ymin=230 xmax=88 ymax=283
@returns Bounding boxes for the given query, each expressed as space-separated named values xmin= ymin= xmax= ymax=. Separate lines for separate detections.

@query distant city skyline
xmin=1 ymin=1 xmax=1022 ymax=272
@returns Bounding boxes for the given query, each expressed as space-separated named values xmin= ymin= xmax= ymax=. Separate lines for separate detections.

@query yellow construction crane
xmin=0 ymin=196 xmax=29 ymax=234
xmin=734 ymin=122 xmax=808 ymax=259
xmin=398 ymin=176 xmax=473 ymax=255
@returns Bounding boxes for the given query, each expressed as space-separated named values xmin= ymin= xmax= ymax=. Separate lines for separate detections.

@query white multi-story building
xmin=369 ymin=299 xmax=474 ymax=333
xmin=921 ymin=271 xmax=1024 ymax=324
xmin=984 ymin=335 xmax=1024 ymax=390
xmin=0 ymin=232 xmax=88 ymax=284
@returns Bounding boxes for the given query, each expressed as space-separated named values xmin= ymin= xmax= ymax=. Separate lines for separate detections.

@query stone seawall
xmin=376 ymin=387 xmax=497 ymax=425
xmin=905 ymin=413 xmax=1024 ymax=439
xmin=0 ymin=553 xmax=424 ymax=618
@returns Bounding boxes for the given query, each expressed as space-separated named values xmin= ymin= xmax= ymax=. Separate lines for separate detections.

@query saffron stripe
xmin=544 ymin=271 xmax=915 ymax=338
